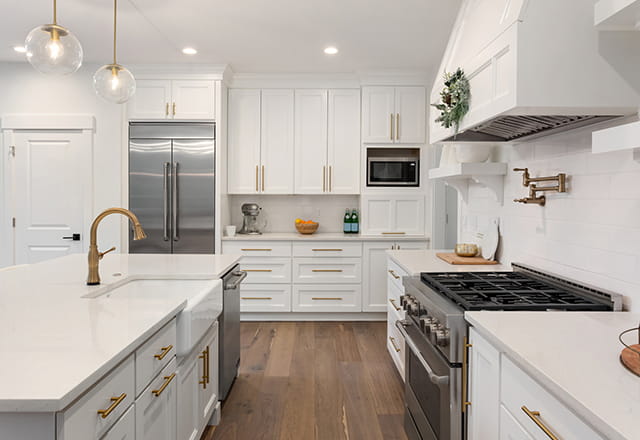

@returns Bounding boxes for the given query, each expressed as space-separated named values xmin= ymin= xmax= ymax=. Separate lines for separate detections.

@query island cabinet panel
xmin=101 ymin=405 xmax=135 ymax=440
xmin=135 ymin=318 xmax=177 ymax=396
xmin=135 ymin=358 xmax=177 ymax=440
xmin=468 ymin=327 xmax=500 ymax=440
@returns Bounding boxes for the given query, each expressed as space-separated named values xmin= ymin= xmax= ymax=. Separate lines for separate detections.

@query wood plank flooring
xmin=202 ymin=321 xmax=407 ymax=440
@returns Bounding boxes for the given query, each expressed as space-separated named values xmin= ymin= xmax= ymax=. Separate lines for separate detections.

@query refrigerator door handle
xmin=163 ymin=162 xmax=170 ymax=241
xmin=172 ymin=162 xmax=179 ymax=242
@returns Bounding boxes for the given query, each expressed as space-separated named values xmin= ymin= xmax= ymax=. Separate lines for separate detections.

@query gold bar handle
xmin=522 ymin=406 xmax=559 ymax=440
xmin=97 ymin=393 xmax=127 ymax=419
xmin=382 ymin=232 xmax=406 ymax=235
xmin=242 ymin=297 xmax=273 ymax=300
xmin=241 ymin=248 xmax=272 ymax=251
xmin=244 ymin=269 xmax=273 ymax=272
xmin=165 ymin=103 xmax=169 ymax=116
xmin=312 ymin=248 xmax=343 ymax=252
xmin=396 ymin=113 xmax=400 ymax=140
xmin=388 ymin=269 xmax=400 ymax=280
xmin=152 ymin=373 xmax=176 ymax=397
xmin=172 ymin=102 xmax=176 ymax=116
xmin=462 ymin=337 xmax=472 ymax=413
xmin=205 ymin=346 xmax=210 ymax=384
xmin=389 ymin=298 xmax=401 ymax=311
xmin=255 ymin=165 xmax=259 ymax=192
xmin=389 ymin=336 xmax=401 ymax=352
xmin=198 ymin=347 xmax=208 ymax=389
xmin=312 ymin=269 xmax=343 ymax=273
xmin=262 ymin=165 xmax=265 ymax=192
xmin=323 ymin=166 xmax=326 ymax=192
xmin=153 ymin=344 xmax=173 ymax=360
xmin=312 ymin=297 xmax=343 ymax=300
xmin=390 ymin=114 xmax=394 ymax=141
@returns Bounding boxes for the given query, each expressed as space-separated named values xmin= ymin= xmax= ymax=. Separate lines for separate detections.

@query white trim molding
xmin=1 ymin=114 xmax=96 ymax=131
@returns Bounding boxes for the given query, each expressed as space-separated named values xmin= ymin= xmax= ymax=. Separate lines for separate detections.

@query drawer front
xmin=292 ymin=284 xmax=361 ymax=312
xmin=293 ymin=257 xmax=362 ymax=284
xmin=58 ymin=356 xmax=135 ymax=440
xmin=501 ymin=356 xmax=605 ymax=440
xmin=387 ymin=282 xmax=405 ymax=318
xmin=292 ymin=241 xmax=362 ymax=258
xmin=135 ymin=358 xmax=177 ymax=440
xmin=386 ymin=306 xmax=405 ymax=379
xmin=241 ymin=257 xmax=292 ymax=284
xmin=101 ymin=405 xmax=135 ymax=440
xmin=222 ymin=241 xmax=292 ymax=257
xmin=500 ymin=405 xmax=535 ymax=440
xmin=135 ymin=319 xmax=177 ymax=396
xmin=240 ymin=284 xmax=292 ymax=312
xmin=387 ymin=259 xmax=407 ymax=292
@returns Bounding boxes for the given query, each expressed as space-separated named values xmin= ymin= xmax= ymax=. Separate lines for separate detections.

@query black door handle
xmin=62 ymin=233 xmax=81 ymax=241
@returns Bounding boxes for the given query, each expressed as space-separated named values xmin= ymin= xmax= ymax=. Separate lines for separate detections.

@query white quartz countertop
xmin=386 ymin=249 xmax=512 ymax=276
xmin=222 ymin=232 xmax=430 ymax=242
xmin=0 ymin=253 xmax=241 ymax=412
xmin=466 ymin=311 xmax=640 ymax=440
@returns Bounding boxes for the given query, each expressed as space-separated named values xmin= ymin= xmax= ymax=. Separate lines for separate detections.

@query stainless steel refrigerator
xmin=129 ymin=122 xmax=215 ymax=253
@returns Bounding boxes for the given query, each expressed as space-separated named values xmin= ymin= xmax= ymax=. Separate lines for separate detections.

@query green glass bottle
xmin=351 ymin=209 xmax=359 ymax=234
xmin=343 ymin=209 xmax=351 ymax=234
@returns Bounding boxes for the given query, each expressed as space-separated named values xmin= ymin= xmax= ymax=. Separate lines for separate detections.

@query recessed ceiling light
xmin=324 ymin=46 xmax=338 ymax=55
xmin=13 ymin=45 xmax=26 ymax=53
xmin=182 ymin=47 xmax=197 ymax=55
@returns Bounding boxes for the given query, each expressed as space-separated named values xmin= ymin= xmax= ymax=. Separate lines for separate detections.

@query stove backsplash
xmin=459 ymin=122 xmax=640 ymax=311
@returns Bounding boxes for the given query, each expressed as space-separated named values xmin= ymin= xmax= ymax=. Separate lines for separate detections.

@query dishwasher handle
xmin=224 ymin=270 xmax=247 ymax=290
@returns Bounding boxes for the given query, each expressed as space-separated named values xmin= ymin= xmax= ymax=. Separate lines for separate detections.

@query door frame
xmin=1 ymin=114 xmax=95 ymax=267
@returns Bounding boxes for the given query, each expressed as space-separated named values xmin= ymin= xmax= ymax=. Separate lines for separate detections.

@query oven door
xmin=396 ymin=320 xmax=461 ymax=440
xmin=367 ymin=158 xmax=419 ymax=186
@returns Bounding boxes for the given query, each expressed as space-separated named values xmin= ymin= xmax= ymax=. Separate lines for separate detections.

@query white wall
xmin=458 ymin=125 xmax=640 ymax=311
xmin=0 ymin=61 xmax=124 ymax=253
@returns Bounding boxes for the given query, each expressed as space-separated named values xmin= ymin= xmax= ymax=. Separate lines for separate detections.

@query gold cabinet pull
xmin=262 ymin=165 xmax=265 ymax=191
xmin=462 ymin=337 xmax=472 ymax=413
xmin=205 ymin=346 xmax=210 ymax=384
xmin=390 ymin=113 xmax=394 ymax=141
xmin=396 ymin=113 xmax=400 ymax=140
xmin=154 ymin=345 xmax=173 ymax=360
xmin=389 ymin=336 xmax=401 ymax=352
xmin=323 ymin=166 xmax=326 ymax=192
xmin=389 ymin=298 xmax=401 ymax=311
xmin=522 ymin=406 xmax=559 ymax=440
xmin=382 ymin=232 xmax=406 ymax=235
xmin=312 ymin=297 xmax=343 ymax=301
xmin=165 ymin=103 xmax=169 ymax=116
xmin=255 ymin=165 xmax=259 ymax=192
xmin=152 ymin=373 xmax=176 ymax=397
xmin=242 ymin=296 xmax=273 ymax=300
xmin=198 ymin=346 xmax=210 ymax=389
xmin=241 ymin=248 xmax=272 ymax=251
xmin=329 ymin=166 xmax=332 ymax=192
xmin=97 ymin=393 xmax=127 ymax=419
xmin=311 ymin=248 xmax=343 ymax=252
xmin=172 ymin=102 xmax=176 ymax=116
xmin=312 ymin=269 xmax=343 ymax=272
xmin=244 ymin=269 xmax=273 ymax=272
xmin=388 ymin=269 xmax=400 ymax=280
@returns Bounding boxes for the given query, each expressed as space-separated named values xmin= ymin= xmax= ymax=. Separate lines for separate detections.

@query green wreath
xmin=431 ymin=68 xmax=470 ymax=134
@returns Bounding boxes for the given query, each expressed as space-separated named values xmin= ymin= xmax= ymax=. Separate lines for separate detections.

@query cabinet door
xmin=468 ymin=328 xmax=501 ymax=440
xmin=128 ymin=80 xmax=171 ymax=120
xmin=135 ymin=358 xmax=177 ymax=440
xmin=177 ymin=351 xmax=200 ymax=440
xmin=395 ymin=86 xmax=426 ymax=143
xmin=360 ymin=196 xmax=394 ymax=235
xmin=294 ymin=89 xmax=328 ymax=194
xmin=102 ymin=405 xmax=135 ymax=440
xmin=261 ymin=89 xmax=294 ymax=194
xmin=362 ymin=242 xmax=393 ymax=312
xmin=362 ymin=87 xmax=396 ymax=143
xmin=392 ymin=196 xmax=425 ymax=235
xmin=500 ymin=406 xmax=535 ymax=440
xmin=199 ymin=327 xmax=219 ymax=429
xmin=171 ymin=80 xmax=216 ymax=120
xmin=328 ymin=89 xmax=361 ymax=194
xmin=228 ymin=89 xmax=261 ymax=194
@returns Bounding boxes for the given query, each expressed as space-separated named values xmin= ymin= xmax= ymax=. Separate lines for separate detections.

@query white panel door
xmin=362 ymin=87 xmax=395 ymax=143
xmin=12 ymin=130 xmax=91 ymax=264
xmin=294 ymin=89 xmax=328 ymax=194
xmin=171 ymin=80 xmax=216 ymax=120
xmin=128 ymin=80 xmax=172 ymax=120
xmin=360 ymin=196 xmax=394 ymax=234
xmin=328 ymin=89 xmax=360 ymax=194
xmin=135 ymin=359 xmax=177 ymax=440
xmin=102 ymin=405 xmax=135 ymax=440
xmin=261 ymin=89 xmax=294 ymax=194
xmin=468 ymin=328 xmax=501 ymax=440
xmin=499 ymin=406 xmax=534 ymax=440
xmin=395 ymin=86 xmax=426 ymax=143
xmin=177 ymin=351 xmax=200 ymax=440
xmin=198 ymin=327 xmax=218 ymax=428
xmin=228 ymin=89 xmax=261 ymax=194
xmin=362 ymin=242 xmax=393 ymax=312
xmin=393 ymin=196 xmax=425 ymax=235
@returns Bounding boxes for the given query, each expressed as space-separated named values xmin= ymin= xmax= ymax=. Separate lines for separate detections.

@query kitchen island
xmin=0 ymin=253 xmax=240 ymax=440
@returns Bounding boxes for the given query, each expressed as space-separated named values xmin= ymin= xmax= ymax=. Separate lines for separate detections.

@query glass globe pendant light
xmin=93 ymin=0 xmax=135 ymax=104
xmin=24 ymin=0 xmax=83 ymax=74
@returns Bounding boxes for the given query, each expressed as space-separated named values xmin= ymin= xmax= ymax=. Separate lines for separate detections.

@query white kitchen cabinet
xmin=198 ymin=327 xmax=219 ymax=426
xmin=261 ymin=89 xmax=295 ymax=194
xmin=361 ymin=195 xmax=425 ymax=235
xmin=327 ymin=89 xmax=361 ymax=194
xmin=386 ymin=301 xmax=406 ymax=379
xmin=228 ymin=89 xmax=262 ymax=194
xmin=240 ymin=284 xmax=292 ymax=312
xmin=295 ymin=89 xmax=328 ymax=194
xmin=293 ymin=284 xmax=362 ymax=312
xmin=135 ymin=319 xmax=176 ymax=396
xmin=468 ymin=327 xmax=500 ymax=440
xmin=128 ymin=79 xmax=215 ymax=120
xmin=101 ymin=405 xmax=135 ymax=440
xmin=293 ymin=257 xmax=362 ymax=284
xmin=500 ymin=406 xmax=534 ymax=440
xmin=135 ymin=358 xmax=177 ymax=440
xmin=362 ymin=86 xmax=425 ymax=144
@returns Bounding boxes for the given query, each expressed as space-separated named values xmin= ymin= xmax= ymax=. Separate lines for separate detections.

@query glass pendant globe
xmin=93 ymin=64 xmax=136 ymax=104
xmin=25 ymin=24 xmax=83 ymax=75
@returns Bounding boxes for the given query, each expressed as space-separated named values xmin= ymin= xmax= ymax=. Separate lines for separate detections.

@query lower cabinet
xmin=177 ymin=322 xmax=219 ymax=440
xmin=468 ymin=328 xmax=500 ymax=440
xmin=135 ymin=358 xmax=177 ymax=440
xmin=499 ymin=405 xmax=534 ymax=440
xmin=292 ymin=284 xmax=361 ymax=312
xmin=240 ymin=284 xmax=292 ymax=312
xmin=101 ymin=405 xmax=135 ymax=440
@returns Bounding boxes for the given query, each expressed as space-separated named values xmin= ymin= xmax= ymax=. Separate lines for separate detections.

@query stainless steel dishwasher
xmin=219 ymin=265 xmax=246 ymax=400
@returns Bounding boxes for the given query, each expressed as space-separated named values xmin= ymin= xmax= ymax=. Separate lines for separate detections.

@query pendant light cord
xmin=113 ymin=0 xmax=117 ymax=65
xmin=53 ymin=0 xmax=57 ymax=24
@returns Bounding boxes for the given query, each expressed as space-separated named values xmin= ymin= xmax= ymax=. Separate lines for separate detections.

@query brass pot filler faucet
xmin=513 ymin=168 xmax=567 ymax=206
xmin=87 ymin=208 xmax=147 ymax=286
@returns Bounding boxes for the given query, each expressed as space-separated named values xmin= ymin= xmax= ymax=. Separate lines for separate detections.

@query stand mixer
xmin=238 ymin=203 xmax=265 ymax=235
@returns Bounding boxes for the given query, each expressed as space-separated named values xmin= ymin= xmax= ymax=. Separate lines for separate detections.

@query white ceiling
xmin=1 ymin=0 xmax=461 ymax=73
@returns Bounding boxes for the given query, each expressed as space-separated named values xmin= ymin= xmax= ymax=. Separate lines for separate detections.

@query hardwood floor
xmin=202 ymin=321 xmax=407 ymax=440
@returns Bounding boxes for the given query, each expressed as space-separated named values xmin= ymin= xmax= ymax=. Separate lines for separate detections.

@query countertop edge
xmin=221 ymin=234 xmax=430 ymax=242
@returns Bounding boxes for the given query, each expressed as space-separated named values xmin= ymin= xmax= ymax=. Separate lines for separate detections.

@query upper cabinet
xmin=128 ymin=79 xmax=216 ymax=121
xmin=261 ymin=89 xmax=295 ymax=194
xmin=362 ymin=86 xmax=426 ymax=144
xmin=228 ymin=89 xmax=262 ymax=194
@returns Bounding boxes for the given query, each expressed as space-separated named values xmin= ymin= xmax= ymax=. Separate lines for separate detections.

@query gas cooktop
xmin=420 ymin=270 xmax=614 ymax=311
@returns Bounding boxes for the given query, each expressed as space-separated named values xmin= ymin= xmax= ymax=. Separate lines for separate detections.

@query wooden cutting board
xmin=436 ymin=252 xmax=498 ymax=265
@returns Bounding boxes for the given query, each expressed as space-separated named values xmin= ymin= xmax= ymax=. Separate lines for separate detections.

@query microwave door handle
xmin=396 ymin=320 xmax=450 ymax=387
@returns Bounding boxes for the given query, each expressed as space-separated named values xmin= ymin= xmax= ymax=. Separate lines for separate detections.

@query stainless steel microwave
xmin=367 ymin=156 xmax=419 ymax=187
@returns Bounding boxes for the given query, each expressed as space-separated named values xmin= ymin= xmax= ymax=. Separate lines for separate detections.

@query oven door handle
xmin=396 ymin=320 xmax=450 ymax=387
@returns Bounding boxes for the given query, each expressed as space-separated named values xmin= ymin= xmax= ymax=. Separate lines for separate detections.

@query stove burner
xmin=419 ymin=271 xmax=612 ymax=311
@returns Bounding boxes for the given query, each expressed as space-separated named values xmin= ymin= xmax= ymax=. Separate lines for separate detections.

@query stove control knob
xmin=435 ymin=329 xmax=450 ymax=347
xmin=420 ymin=317 xmax=435 ymax=331
xmin=426 ymin=322 xmax=440 ymax=336
xmin=399 ymin=295 xmax=408 ymax=307
xmin=409 ymin=302 xmax=420 ymax=315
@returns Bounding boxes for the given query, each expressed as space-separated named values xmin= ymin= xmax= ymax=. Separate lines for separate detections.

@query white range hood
xmin=429 ymin=0 xmax=640 ymax=144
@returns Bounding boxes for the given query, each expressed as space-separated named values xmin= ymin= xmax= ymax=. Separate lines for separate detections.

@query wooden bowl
xmin=295 ymin=222 xmax=319 ymax=234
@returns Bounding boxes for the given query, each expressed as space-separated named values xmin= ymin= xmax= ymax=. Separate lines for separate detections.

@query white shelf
xmin=428 ymin=163 xmax=508 ymax=204
xmin=595 ymin=0 xmax=640 ymax=29
xmin=592 ymin=120 xmax=640 ymax=161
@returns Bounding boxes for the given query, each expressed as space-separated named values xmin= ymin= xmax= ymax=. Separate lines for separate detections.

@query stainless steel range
xmin=396 ymin=263 xmax=622 ymax=440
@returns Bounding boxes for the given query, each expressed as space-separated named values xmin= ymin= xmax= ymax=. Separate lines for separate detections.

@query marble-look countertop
xmin=466 ymin=311 xmax=640 ymax=440
xmin=0 ymin=253 xmax=240 ymax=412
xmin=222 ymin=232 xmax=430 ymax=242
xmin=386 ymin=249 xmax=512 ymax=276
